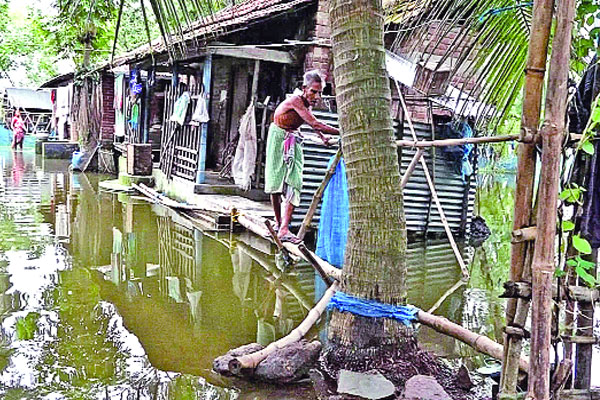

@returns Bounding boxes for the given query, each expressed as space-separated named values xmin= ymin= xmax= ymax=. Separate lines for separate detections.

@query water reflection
xmin=0 ymin=148 xmax=564 ymax=398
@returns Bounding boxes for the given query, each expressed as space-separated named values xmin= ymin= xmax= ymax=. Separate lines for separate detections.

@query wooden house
xmin=43 ymin=0 xmax=491 ymax=236
xmin=1 ymin=87 xmax=54 ymax=137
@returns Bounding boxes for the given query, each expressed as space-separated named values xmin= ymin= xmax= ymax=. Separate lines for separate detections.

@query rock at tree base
xmin=213 ymin=343 xmax=264 ymax=376
xmin=337 ymin=369 xmax=396 ymax=399
xmin=254 ymin=340 xmax=322 ymax=383
xmin=402 ymin=375 xmax=451 ymax=400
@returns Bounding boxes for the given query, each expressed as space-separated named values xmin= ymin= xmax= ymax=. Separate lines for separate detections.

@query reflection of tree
xmin=0 ymin=203 xmax=50 ymax=256
xmin=36 ymin=267 xmax=125 ymax=399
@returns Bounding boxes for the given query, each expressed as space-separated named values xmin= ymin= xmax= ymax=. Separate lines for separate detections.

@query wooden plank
xmin=559 ymin=389 xmax=600 ymax=400
xmin=209 ymin=46 xmax=293 ymax=64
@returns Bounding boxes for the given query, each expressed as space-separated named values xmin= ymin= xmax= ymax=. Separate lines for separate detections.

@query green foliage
xmin=572 ymin=0 xmax=600 ymax=74
xmin=561 ymin=220 xmax=575 ymax=232
xmin=572 ymin=234 xmax=592 ymax=255
xmin=559 ymin=183 xmax=586 ymax=204
xmin=15 ymin=312 xmax=40 ymax=340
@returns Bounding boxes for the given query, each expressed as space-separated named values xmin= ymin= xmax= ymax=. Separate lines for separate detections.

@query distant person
xmin=264 ymin=70 xmax=339 ymax=244
xmin=11 ymin=109 xmax=26 ymax=150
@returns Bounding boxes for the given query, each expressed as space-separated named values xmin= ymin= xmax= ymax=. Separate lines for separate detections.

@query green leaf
xmin=582 ymin=140 xmax=595 ymax=155
xmin=573 ymin=234 xmax=593 ymax=254
xmin=554 ymin=268 xmax=566 ymax=278
xmin=561 ymin=221 xmax=575 ymax=231
xmin=567 ymin=259 xmax=578 ymax=267
xmin=592 ymin=106 xmax=600 ymax=122
xmin=575 ymin=256 xmax=596 ymax=270
xmin=575 ymin=266 xmax=597 ymax=287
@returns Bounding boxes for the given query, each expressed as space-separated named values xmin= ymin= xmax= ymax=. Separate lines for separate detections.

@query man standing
xmin=264 ymin=70 xmax=340 ymax=243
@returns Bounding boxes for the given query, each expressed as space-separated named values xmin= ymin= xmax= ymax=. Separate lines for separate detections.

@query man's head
xmin=302 ymin=70 xmax=323 ymax=107
xmin=15 ymin=109 xmax=20 ymax=117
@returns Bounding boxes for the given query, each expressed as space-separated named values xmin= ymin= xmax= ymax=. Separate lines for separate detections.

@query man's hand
xmin=318 ymin=132 xmax=332 ymax=147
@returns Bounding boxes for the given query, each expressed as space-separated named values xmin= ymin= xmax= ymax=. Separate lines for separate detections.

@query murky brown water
xmin=2 ymin=147 xmax=593 ymax=399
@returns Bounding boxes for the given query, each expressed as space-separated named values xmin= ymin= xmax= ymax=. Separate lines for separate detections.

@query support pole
xmin=396 ymin=86 xmax=469 ymax=278
xmin=500 ymin=0 xmax=555 ymax=395
xmin=401 ymin=148 xmax=424 ymax=189
xmin=396 ymin=134 xmax=521 ymax=148
xmin=196 ymin=54 xmax=212 ymax=184
xmin=527 ymin=0 xmax=575 ymax=398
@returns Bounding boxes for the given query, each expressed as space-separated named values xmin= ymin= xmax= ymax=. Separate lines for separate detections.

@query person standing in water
xmin=11 ymin=109 xmax=26 ymax=150
xmin=264 ymin=70 xmax=340 ymax=244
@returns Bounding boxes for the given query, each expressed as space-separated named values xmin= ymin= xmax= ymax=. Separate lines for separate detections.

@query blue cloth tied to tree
xmin=315 ymin=156 xmax=349 ymax=268
xmin=328 ymin=292 xmax=419 ymax=326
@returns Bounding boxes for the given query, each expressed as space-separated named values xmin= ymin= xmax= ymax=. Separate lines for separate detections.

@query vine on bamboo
xmin=557 ymin=97 xmax=598 ymax=287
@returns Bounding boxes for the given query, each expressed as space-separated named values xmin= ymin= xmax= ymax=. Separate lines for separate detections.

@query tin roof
xmin=4 ymin=88 xmax=53 ymax=111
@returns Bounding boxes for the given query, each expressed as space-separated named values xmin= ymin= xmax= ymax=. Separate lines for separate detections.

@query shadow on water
xmin=0 ymin=149 xmax=561 ymax=398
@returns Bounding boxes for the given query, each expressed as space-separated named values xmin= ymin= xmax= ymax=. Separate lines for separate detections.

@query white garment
xmin=231 ymin=103 xmax=257 ymax=191
xmin=191 ymin=94 xmax=210 ymax=124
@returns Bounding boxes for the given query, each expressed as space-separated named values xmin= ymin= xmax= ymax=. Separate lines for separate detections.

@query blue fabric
xmin=460 ymin=122 xmax=474 ymax=181
xmin=328 ymin=292 xmax=419 ymax=326
xmin=315 ymin=156 xmax=349 ymax=268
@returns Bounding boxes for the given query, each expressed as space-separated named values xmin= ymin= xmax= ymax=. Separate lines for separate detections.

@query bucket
xmin=71 ymin=151 xmax=85 ymax=171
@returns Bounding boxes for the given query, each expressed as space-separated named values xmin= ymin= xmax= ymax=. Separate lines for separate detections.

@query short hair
xmin=303 ymin=70 xmax=323 ymax=87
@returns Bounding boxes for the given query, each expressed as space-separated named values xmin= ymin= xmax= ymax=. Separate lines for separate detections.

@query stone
xmin=337 ymin=369 xmax=396 ymax=400
xmin=43 ymin=141 xmax=79 ymax=159
xmin=456 ymin=364 xmax=474 ymax=390
xmin=254 ymin=340 xmax=322 ymax=383
xmin=402 ymin=375 xmax=451 ymax=400
xmin=212 ymin=343 xmax=264 ymax=376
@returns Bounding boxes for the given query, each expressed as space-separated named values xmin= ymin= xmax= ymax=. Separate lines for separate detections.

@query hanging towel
xmin=191 ymin=93 xmax=210 ymax=125
xmin=316 ymin=156 xmax=349 ymax=268
xmin=170 ymin=92 xmax=191 ymax=125
xmin=231 ymin=103 xmax=257 ymax=191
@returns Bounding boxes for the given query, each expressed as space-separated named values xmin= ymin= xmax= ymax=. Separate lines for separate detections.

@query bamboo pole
xmin=298 ymin=244 xmax=335 ymax=287
xmin=527 ymin=0 xmax=575 ymax=397
xmin=417 ymin=311 xmax=529 ymax=372
xmin=396 ymin=87 xmax=470 ymax=278
xmin=401 ymin=148 xmax=424 ymax=189
xmin=297 ymin=148 xmax=343 ymax=240
xmin=396 ymin=134 xmax=521 ymax=148
xmin=500 ymin=0 xmax=555 ymax=394
xmin=229 ymin=281 xmax=339 ymax=374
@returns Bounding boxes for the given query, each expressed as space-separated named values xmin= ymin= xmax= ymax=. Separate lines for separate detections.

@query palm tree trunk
xmin=327 ymin=0 xmax=410 ymax=351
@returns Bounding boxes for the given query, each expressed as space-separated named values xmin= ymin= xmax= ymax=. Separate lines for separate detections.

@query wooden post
xmin=500 ymin=0 xmax=555 ymax=395
xmin=397 ymin=89 xmax=470 ymax=278
xmin=527 ymin=0 xmax=575 ymax=398
xmin=297 ymin=148 xmax=343 ymax=240
xmin=196 ymin=54 xmax=212 ymax=184
xmin=396 ymin=134 xmax=521 ymax=148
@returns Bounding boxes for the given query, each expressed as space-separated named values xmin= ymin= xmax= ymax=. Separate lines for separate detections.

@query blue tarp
xmin=328 ymin=292 xmax=419 ymax=325
xmin=315 ymin=156 xmax=349 ymax=268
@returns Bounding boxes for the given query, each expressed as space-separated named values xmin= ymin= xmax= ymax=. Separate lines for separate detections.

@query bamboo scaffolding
xmin=229 ymin=281 xmax=339 ymax=374
xmin=401 ymin=148 xmax=424 ymax=189
xmin=396 ymin=134 xmax=521 ymax=148
xmin=500 ymin=0 xmax=555 ymax=394
xmin=527 ymin=0 xmax=575 ymax=397
xmin=297 ymin=148 xmax=343 ymax=240
xmin=395 ymin=84 xmax=470 ymax=278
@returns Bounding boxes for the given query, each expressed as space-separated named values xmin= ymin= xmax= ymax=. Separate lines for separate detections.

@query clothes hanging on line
xmin=231 ymin=102 xmax=257 ymax=191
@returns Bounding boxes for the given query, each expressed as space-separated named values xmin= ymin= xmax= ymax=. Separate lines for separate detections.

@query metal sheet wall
xmin=291 ymin=110 xmax=476 ymax=235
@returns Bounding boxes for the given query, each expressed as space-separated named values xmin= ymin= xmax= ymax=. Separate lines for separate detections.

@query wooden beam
xmin=500 ymin=281 xmax=599 ymax=303
xmin=208 ymin=47 xmax=293 ymax=64
xmin=560 ymin=389 xmax=600 ymax=400
xmin=401 ymin=148 xmax=424 ymax=189
xmin=396 ymin=134 xmax=520 ymax=148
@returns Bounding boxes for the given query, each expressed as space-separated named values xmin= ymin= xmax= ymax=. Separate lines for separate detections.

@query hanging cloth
xmin=315 ymin=156 xmax=349 ymax=268
xmin=191 ymin=92 xmax=210 ymax=125
xmin=170 ymin=92 xmax=191 ymax=125
xmin=231 ymin=103 xmax=257 ymax=191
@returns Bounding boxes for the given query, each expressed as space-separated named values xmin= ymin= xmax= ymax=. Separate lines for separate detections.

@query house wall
xmin=303 ymin=0 xmax=333 ymax=88
xmin=101 ymin=72 xmax=115 ymax=142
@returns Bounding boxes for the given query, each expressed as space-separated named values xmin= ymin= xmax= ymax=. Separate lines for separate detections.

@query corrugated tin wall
xmin=291 ymin=110 xmax=476 ymax=235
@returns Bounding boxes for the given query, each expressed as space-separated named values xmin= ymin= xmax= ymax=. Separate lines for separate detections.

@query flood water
xmin=0 ymin=147 xmax=595 ymax=399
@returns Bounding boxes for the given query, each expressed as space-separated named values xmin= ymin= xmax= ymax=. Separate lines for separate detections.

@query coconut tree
xmin=324 ymin=0 xmax=412 ymax=375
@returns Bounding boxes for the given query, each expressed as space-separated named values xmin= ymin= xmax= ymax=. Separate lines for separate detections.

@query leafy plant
xmin=15 ymin=312 xmax=40 ymax=341
xmin=559 ymin=183 xmax=586 ymax=204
